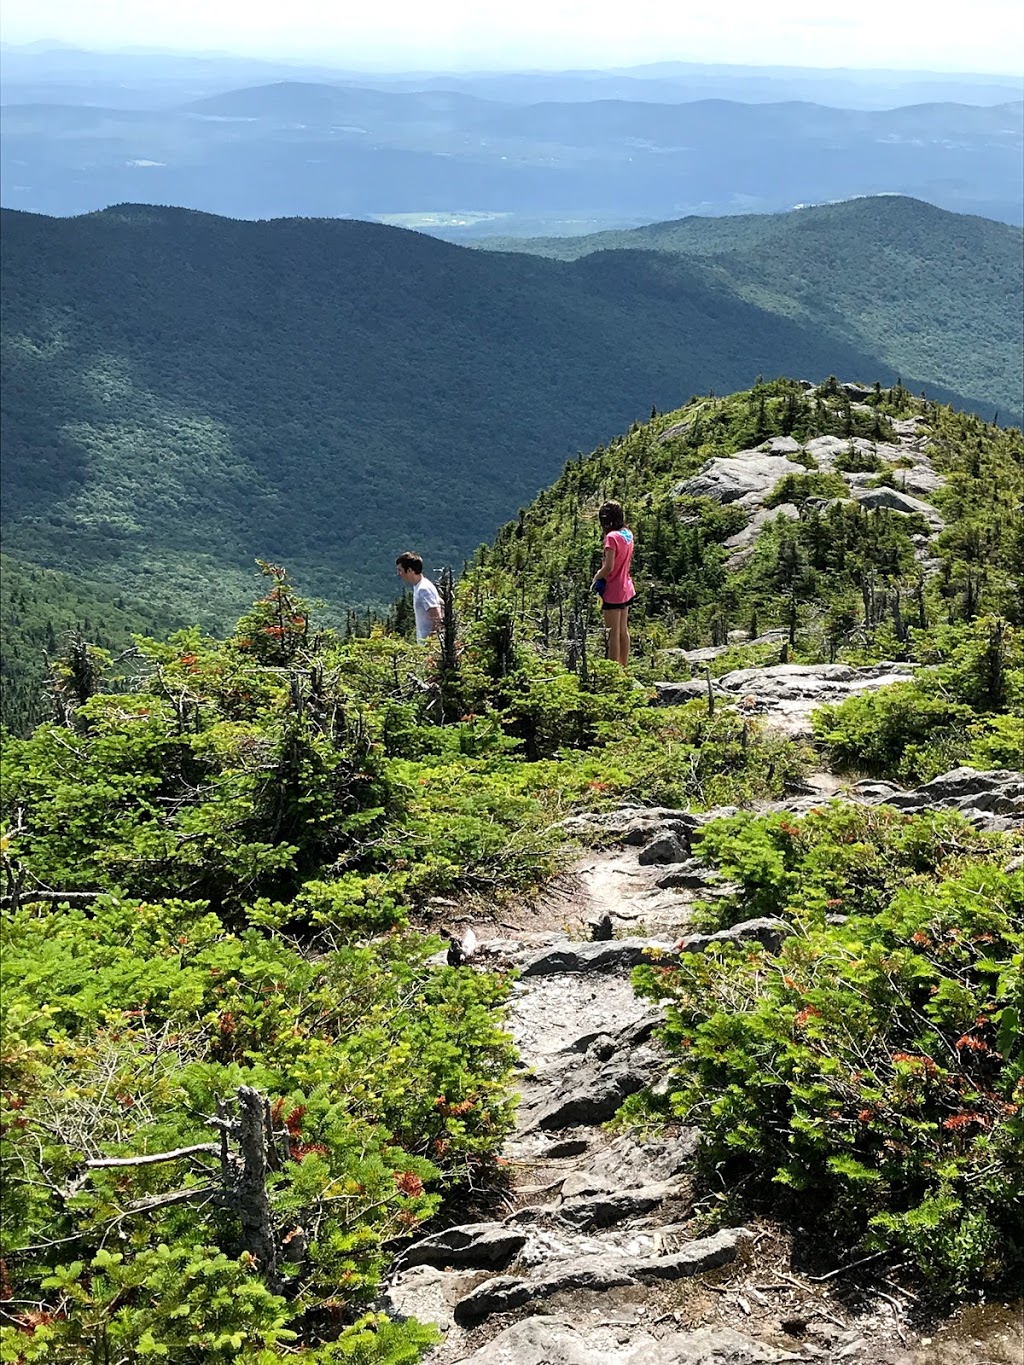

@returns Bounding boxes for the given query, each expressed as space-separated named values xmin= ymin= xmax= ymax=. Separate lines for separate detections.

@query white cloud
xmin=2 ymin=0 xmax=1023 ymax=74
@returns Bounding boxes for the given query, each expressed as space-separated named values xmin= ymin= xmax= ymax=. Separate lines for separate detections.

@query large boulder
xmin=853 ymin=485 xmax=945 ymax=528
xmin=674 ymin=453 xmax=796 ymax=505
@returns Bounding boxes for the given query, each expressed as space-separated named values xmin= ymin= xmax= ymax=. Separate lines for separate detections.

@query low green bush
xmin=631 ymin=807 xmax=1024 ymax=1299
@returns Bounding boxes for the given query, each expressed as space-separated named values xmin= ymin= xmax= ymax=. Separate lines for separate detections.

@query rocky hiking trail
xmin=382 ymin=408 xmax=1024 ymax=1364
xmin=385 ymin=758 xmax=1022 ymax=1364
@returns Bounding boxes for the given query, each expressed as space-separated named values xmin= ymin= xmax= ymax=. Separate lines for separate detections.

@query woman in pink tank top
xmin=591 ymin=500 xmax=636 ymax=667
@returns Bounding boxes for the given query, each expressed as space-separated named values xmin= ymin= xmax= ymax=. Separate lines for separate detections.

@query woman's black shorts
xmin=601 ymin=596 xmax=635 ymax=612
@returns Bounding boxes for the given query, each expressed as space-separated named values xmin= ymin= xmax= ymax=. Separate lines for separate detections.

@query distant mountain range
xmin=2 ymin=74 xmax=1021 ymax=231
xmin=1 ymin=195 xmax=1019 ymax=652
xmin=3 ymin=45 xmax=1020 ymax=110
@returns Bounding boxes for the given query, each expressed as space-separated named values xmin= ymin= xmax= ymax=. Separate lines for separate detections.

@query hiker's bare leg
xmin=603 ymin=608 xmax=628 ymax=666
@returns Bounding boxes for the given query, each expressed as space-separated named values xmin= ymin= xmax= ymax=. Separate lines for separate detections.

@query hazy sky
xmin=2 ymin=0 xmax=1022 ymax=74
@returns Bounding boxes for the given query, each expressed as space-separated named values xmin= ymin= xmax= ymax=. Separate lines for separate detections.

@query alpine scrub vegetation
xmin=0 ymin=564 xmax=807 ymax=1362
xmin=630 ymin=805 xmax=1023 ymax=1300
xmin=2 ymin=380 xmax=1021 ymax=1351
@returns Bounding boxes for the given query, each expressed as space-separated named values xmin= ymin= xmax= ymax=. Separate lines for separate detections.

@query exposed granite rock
xmin=895 ymin=464 xmax=945 ymax=496
xmin=558 ymin=1181 xmax=683 ymax=1230
xmin=723 ymin=503 xmax=800 ymax=551
xmin=852 ymin=486 xmax=944 ymax=528
xmin=655 ymin=857 xmax=714 ymax=889
xmin=452 ymin=1259 xmax=636 ymax=1324
xmin=675 ymin=453 xmax=797 ymax=505
xmin=760 ymin=436 xmax=803 ymax=455
xmin=400 ymin=1222 xmax=527 ymax=1271
xmin=517 ymin=938 xmax=678 ymax=978
xmin=452 ymin=1228 xmax=752 ymax=1325
xmin=387 ymin=1264 xmax=492 ymax=1331
xmin=517 ymin=1051 xmax=662 ymax=1132
xmin=653 ymin=679 xmax=719 ymax=706
xmin=710 ymin=661 xmax=920 ymax=739
xmin=558 ymin=807 xmax=698 ymax=847
xmin=676 ymin=917 xmax=789 ymax=956
xmin=869 ymin=767 xmax=1024 ymax=829
xmin=637 ymin=831 xmax=689 ymax=866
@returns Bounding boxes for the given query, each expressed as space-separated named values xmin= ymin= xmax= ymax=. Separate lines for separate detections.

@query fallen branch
xmin=1 ymin=890 xmax=104 ymax=907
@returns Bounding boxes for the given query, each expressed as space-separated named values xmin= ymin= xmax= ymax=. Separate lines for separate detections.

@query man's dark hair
xmin=396 ymin=551 xmax=424 ymax=573
xmin=598 ymin=501 xmax=626 ymax=531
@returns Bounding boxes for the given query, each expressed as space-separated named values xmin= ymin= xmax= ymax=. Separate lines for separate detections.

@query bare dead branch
xmin=86 ymin=1143 xmax=221 ymax=1169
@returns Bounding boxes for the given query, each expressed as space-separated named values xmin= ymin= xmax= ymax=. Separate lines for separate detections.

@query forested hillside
xmin=1 ymin=197 xmax=1018 ymax=675
xmin=2 ymin=382 xmax=1021 ymax=1361
xmin=481 ymin=195 xmax=1024 ymax=417
xmin=0 ymin=554 xmax=179 ymax=734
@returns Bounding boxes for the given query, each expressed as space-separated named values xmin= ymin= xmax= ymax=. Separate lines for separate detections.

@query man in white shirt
xmin=395 ymin=552 xmax=443 ymax=641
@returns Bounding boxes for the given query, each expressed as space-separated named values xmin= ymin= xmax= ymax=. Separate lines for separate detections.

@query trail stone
xmin=638 ymin=831 xmax=689 ymax=865
xmin=630 ymin=1226 xmax=754 ymax=1281
xmin=676 ymin=917 xmax=788 ymax=956
xmin=849 ymin=779 xmax=905 ymax=803
xmin=517 ymin=938 xmax=677 ymax=977
xmin=400 ymin=1222 xmax=527 ymax=1270
xmin=585 ymin=1127 xmax=700 ymax=1187
xmin=522 ymin=1053 xmax=661 ymax=1131
xmin=560 ymin=1170 xmax=614 ymax=1199
xmin=387 ymin=1264 xmax=491 ymax=1330
xmin=559 ymin=1181 xmax=684 ymax=1230
xmin=653 ymin=679 xmax=718 ymax=705
xmin=559 ymin=807 xmax=698 ymax=846
xmin=449 ymin=1316 xmax=599 ymax=1364
xmin=452 ymin=1228 xmax=752 ymax=1326
xmin=453 ymin=1258 xmax=636 ymax=1324
xmin=626 ymin=1326 xmax=802 ymax=1362
xmin=656 ymin=857 xmax=713 ymax=889
xmin=588 ymin=912 xmax=614 ymax=941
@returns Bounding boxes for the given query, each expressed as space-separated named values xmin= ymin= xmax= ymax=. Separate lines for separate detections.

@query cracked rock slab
xmin=452 ymin=1227 xmax=752 ymax=1325
xmin=516 ymin=1051 xmax=662 ymax=1132
xmin=400 ymin=1222 xmax=528 ymax=1271
xmin=451 ymin=1317 xmax=799 ymax=1365
xmin=558 ymin=1180 xmax=687 ymax=1231
xmin=516 ymin=938 xmax=678 ymax=977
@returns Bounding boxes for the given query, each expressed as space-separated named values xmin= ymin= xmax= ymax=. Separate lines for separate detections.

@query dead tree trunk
xmin=233 ymin=1087 xmax=280 ymax=1291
